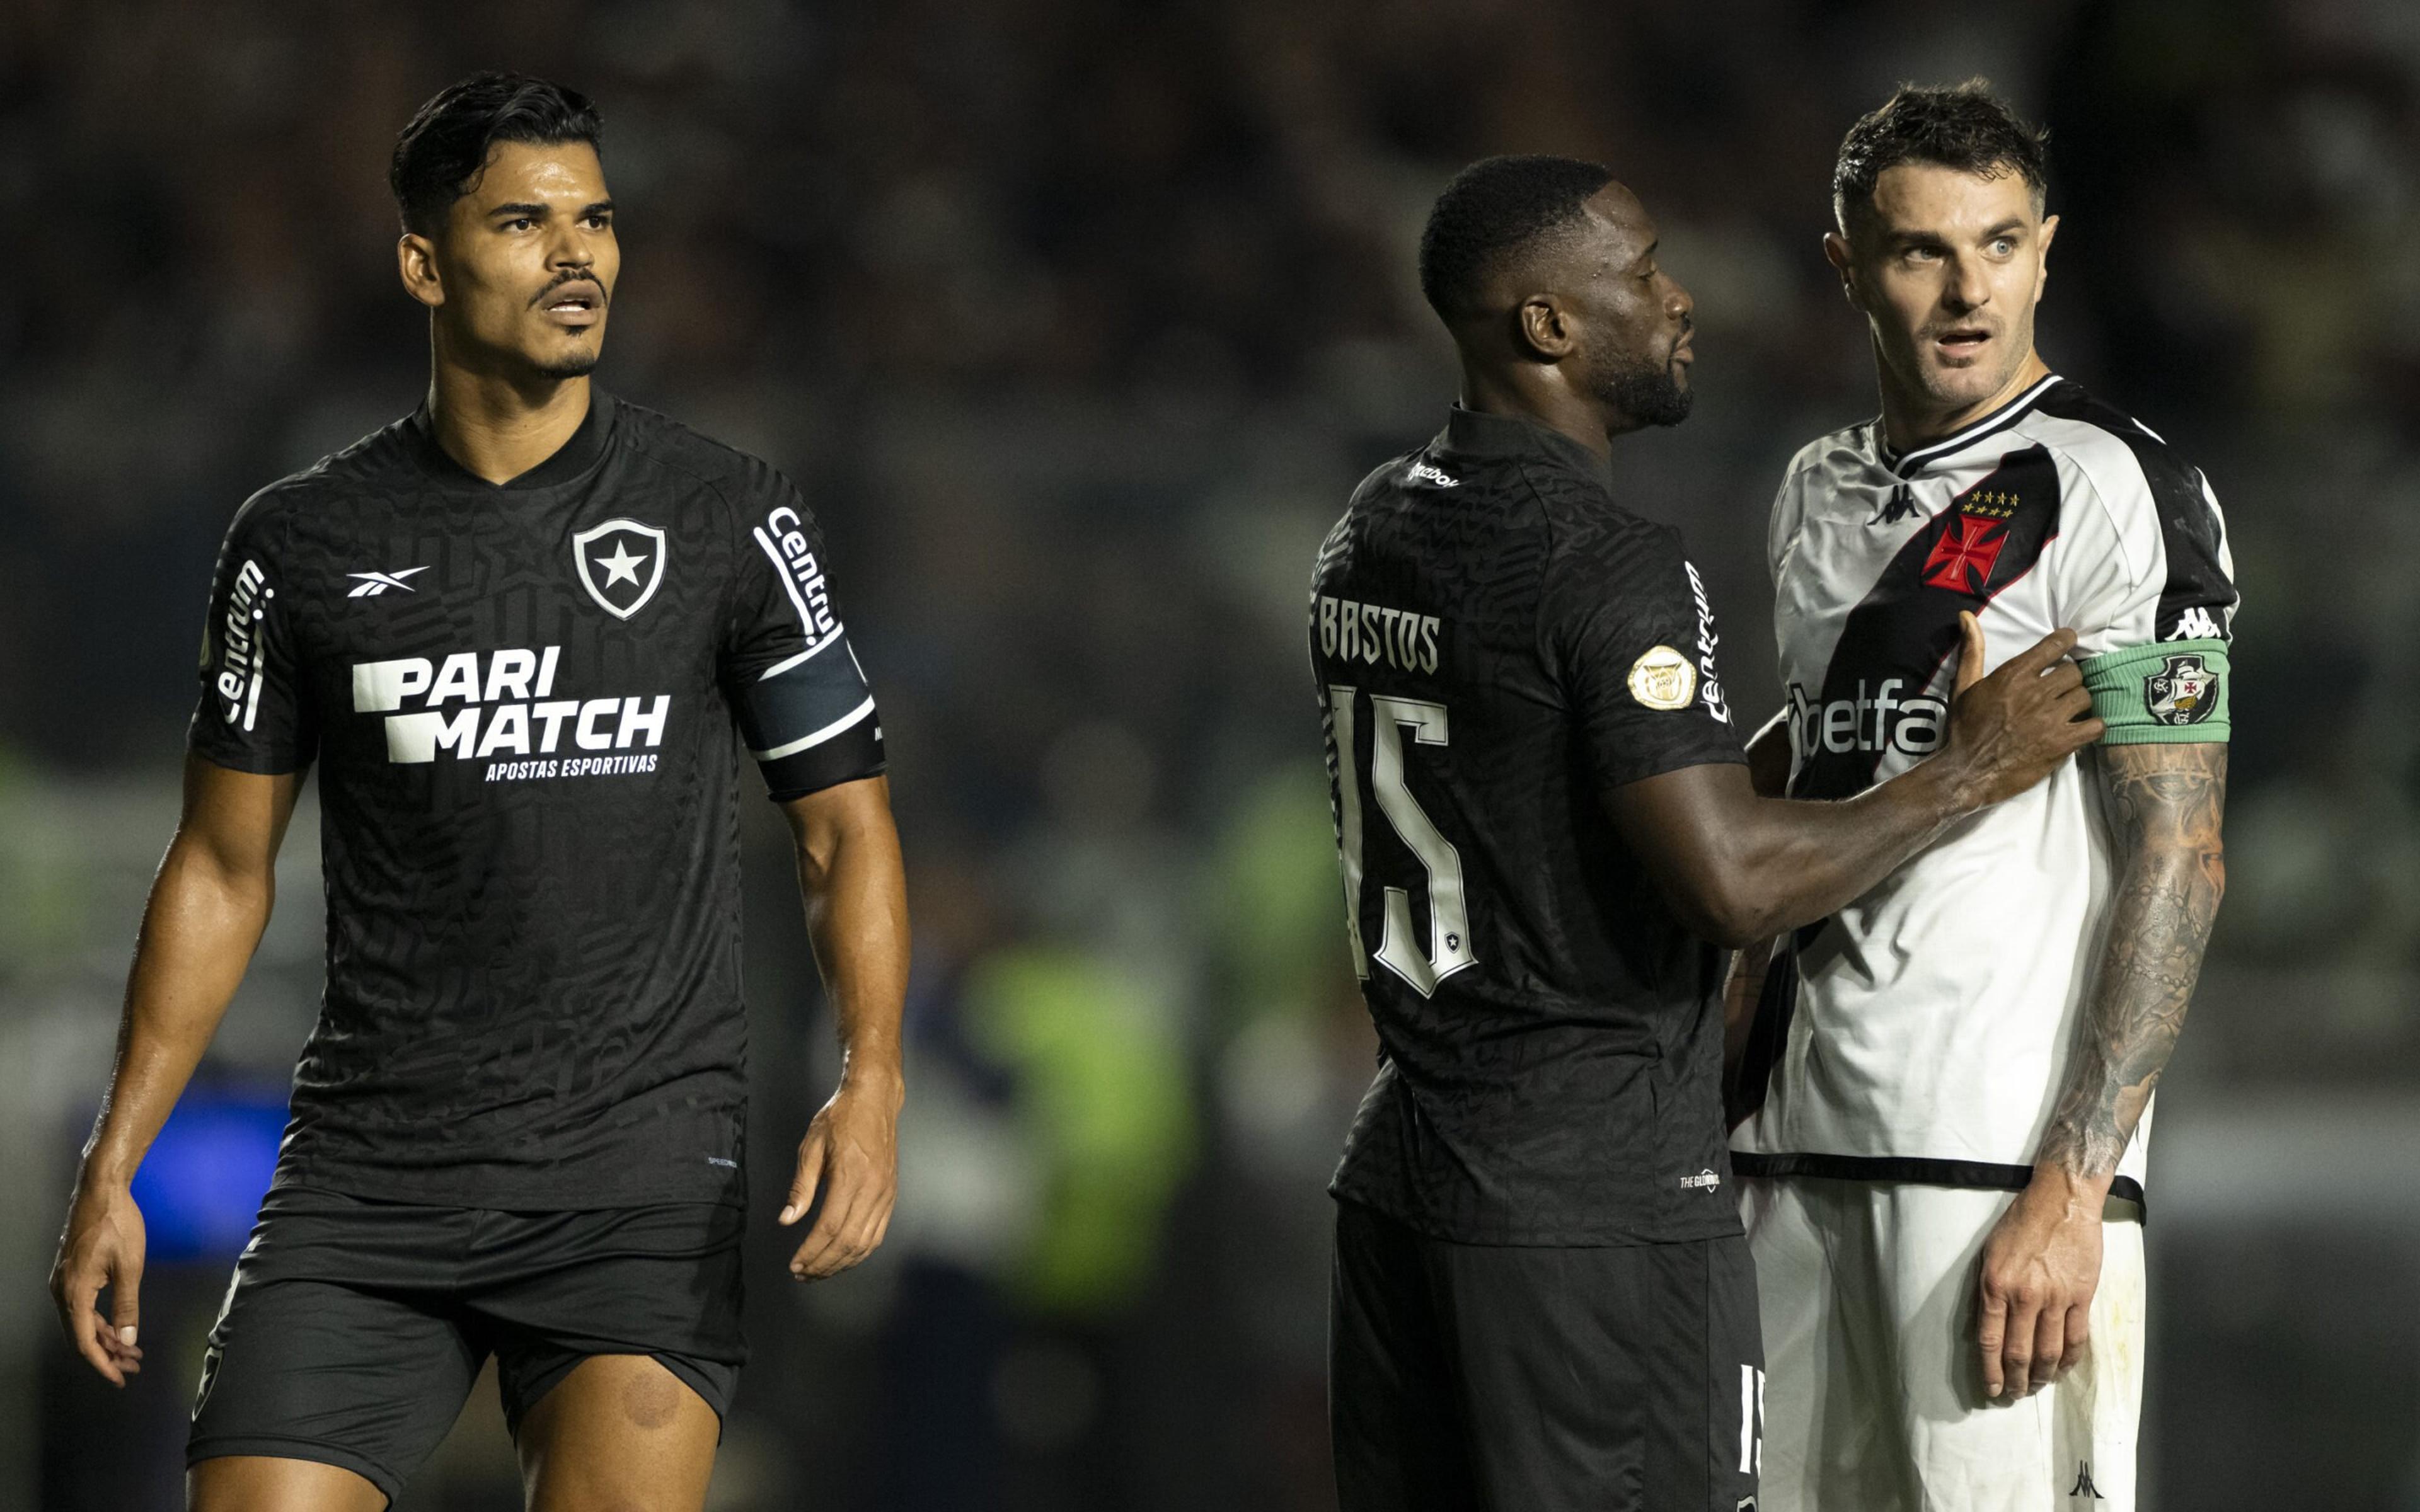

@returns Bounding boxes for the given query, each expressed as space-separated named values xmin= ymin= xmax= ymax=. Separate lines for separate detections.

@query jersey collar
xmin=1878 ymin=372 xmax=2063 ymax=478
xmin=408 ymin=392 xmax=615 ymax=492
xmin=1438 ymin=405 xmax=1613 ymax=487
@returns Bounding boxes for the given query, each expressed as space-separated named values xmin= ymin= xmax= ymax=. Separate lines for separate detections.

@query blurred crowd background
xmin=5 ymin=0 xmax=2420 ymax=1507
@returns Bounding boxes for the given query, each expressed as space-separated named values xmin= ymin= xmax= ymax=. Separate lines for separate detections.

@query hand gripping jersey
xmin=190 ymin=396 xmax=884 ymax=1207
xmin=1311 ymin=406 xmax=1748 ymax=1246
xmin=1731 ymin=375 xmax=2235 ymax=1203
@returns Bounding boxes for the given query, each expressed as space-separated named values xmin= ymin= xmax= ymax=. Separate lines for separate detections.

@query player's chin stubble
xmin=1591 ymin=346 xmax=1694 ymax=429
xmin=534 ymin=351 xmax=602 ymax=381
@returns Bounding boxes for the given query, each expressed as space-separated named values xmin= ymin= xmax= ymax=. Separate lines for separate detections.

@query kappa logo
xmin=1406 ymin=461 xmax=1458 ymax=488
xmin=573 ymin=520 xmax=667 ymax=620
xmin=2069 ymin=1460 xmax=2105 ymax=1499
xmin=347 ymin=566 xmax=428 ymax=598
xmin=2145 ymin=652 xmax=2218 ymax=726
xmin=2167 ymin=606 xmax=2225 ymax=641
xmin=1869 ymin=484 xmax=1925 ymax=526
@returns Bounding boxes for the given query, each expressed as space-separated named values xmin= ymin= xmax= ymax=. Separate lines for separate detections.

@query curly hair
xmin=1833 ymin=79 xmax=2048 ymax=233
xmin=390 ymin=72 xmax=604 ymax=236
xmin=1418 ymin=154 xmax=1615 ymax=321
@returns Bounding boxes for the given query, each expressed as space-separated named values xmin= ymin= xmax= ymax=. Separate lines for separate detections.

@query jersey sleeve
xmin=2058 ymin=449 xmax=2238 ymax=745
xmin=1543 ymin=522 xmax=1744 ymax=789
xmin=722 ymin=472 xmax=885 ymax=800
xmin=188 ymin=491 xmax=317 ymax=774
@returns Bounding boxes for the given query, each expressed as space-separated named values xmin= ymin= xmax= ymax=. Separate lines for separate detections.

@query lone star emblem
xmin=596 ymin=541 xmax=647 ymax=587
xmin=571 ymin=518 xmax=668 ymax=620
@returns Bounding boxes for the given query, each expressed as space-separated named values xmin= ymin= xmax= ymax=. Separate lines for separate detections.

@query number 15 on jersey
xmin=1326 ymin=684 xmax=1477 ymax=999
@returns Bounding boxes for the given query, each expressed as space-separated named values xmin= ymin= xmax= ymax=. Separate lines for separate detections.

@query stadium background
xmin=3 ymin=1 xmax=2416 ymax=1506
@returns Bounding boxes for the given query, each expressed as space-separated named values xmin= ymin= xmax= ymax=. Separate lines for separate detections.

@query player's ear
xmin=1821 ymin=231 xmax=1860 ymax=311
xmin=2032 ymin=213 xmax=2059 ymax=303
xmin=398 ymin=232 xmax=445 ymax=310
xmin=1514 ymin=295 xmax=1574 ymax=360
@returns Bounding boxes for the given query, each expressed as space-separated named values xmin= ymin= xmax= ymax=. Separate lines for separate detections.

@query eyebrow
xmin=487 ymin=200 xmax=616 ymax=220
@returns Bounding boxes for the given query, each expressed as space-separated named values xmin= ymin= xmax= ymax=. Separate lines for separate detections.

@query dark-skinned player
xmin=47 ymin=74 xmax=908 ymax=1512
xmin=1311 ymin=154 xmax=2100 ymax=1512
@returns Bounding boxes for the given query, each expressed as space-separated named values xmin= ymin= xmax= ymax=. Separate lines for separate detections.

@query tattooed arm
xmin=1973 ymin=741 xmax=2229 ymax=1402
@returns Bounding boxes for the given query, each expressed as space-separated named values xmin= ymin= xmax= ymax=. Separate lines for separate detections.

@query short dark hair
xmin=1833 ymin=79 xmax=2048 ymax=233
xmin=1419 ymin=154 xmax=1615 ymax=320
xmin=389 ymin=72 xmax=604 ymax=235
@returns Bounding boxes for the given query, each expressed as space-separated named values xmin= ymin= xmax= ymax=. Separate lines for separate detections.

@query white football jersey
xmin=1730 ymin=374 xmax=2236 ymax=1202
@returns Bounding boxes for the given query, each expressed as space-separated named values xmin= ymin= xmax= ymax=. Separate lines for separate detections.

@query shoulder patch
xmin=1628 ymin=645 xmax=1697 ymax=710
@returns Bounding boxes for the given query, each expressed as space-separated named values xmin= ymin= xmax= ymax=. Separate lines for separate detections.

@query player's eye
xmin=507 ymin=217 xmax=534 ymax=231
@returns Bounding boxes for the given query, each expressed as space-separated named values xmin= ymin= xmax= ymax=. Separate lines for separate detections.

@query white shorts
xmin=1741 ymin=1177 xmax=2145 ymax=1512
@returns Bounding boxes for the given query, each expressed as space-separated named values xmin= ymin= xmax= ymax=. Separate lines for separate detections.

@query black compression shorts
xmin=1330 ymin=1200 xmax=1763 ymax=1512
xmin=188 ymin=1186 xmax=744 ymax=1503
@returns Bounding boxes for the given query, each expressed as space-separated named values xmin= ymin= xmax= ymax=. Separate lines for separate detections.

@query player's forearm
xmin=1698 ymin=757 xmax=1971 ymax=942
xmin=792 ymin=796 xmax=910 ymax=1097
xmin=2034 ymin=743 xmax=2227 ymax=1181
xmin=79 ymin=839 xmax=275 ymax=1189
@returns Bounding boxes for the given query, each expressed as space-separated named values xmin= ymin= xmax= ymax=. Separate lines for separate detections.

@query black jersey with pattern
xmin=188 ymin=394 xmax=884 ymax=1208
xmin=1310 ymin=406 xmax=1748 ymax=1247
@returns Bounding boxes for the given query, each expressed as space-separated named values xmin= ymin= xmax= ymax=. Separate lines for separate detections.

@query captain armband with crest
xmin=2078 ymin=634 xmax=2231 ymax=743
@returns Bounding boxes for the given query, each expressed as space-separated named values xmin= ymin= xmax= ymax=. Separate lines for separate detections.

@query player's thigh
xmin=1876 ymin=1184 xmax=2064 ymax=1511
xmin=1434 ymin=1233 xmax=1757 ymax=1512
xmin=1745 ymin=1177 xmax=1911 ymax=1511
xmin=514 ymin=1353 xmax=720 ymax=1512
xmin=188 ymin=1454 xmax=389 ymax=1512
xmin=1328 ymin=1200 xmax=1480 ymax=1512
xmin=188 ymin=1197 xmax=487 ymax=1509
xmin=2049 ymin=1215 xmax=2146 ymax=1512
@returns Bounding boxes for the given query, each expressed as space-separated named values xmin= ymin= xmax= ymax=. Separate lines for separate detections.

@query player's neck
xmin=1876 ymin=348 xmax=2051 ymax=455
xmin=424 ymin=362 xmax=594 ymax=486
xmin=1456 ymin=369 xmax=1614 ymax=466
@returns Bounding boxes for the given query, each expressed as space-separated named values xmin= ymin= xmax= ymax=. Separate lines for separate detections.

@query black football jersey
xmin=189 ymin=395 xmax=884 ymax=1208
xmin=1310 ymin=406 xmax=1746 ymax=1246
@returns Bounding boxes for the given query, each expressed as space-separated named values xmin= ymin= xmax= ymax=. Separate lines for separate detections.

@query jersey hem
xmin=1730 ymin=1151 xmax=2145 ymax=1218
xmin=274 ymin=1160 xmax=744 ymax=1211
xmin=1327 ymin=1179 xmax=1745 ymax=1249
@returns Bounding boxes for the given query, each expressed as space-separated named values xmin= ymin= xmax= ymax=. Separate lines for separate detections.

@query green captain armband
xmin=2079 ymin=638 xmax=2231 ymax=743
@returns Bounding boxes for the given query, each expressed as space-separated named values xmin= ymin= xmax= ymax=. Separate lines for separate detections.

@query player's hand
xmin=48 ymin=1179 xmax=149 ymax=1387
xmin=1937 ymin=614 xmax=2102 ymax=811
xmin=778 ymin=1069 xmax=902 ymax=1280
xmin=1974 ymin=1172 xmax=2104 ymax=1402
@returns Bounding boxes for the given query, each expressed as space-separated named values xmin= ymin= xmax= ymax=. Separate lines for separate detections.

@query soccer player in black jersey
xmin=47 ymin=75 xmax=908 ymax=1511
xmin=1313 ymin=156 xmax=2104 ymax=1511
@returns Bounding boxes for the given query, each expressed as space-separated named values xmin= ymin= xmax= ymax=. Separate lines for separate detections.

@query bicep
xmin=175 ymin=753 xmax=301 ymax=882
xmin=2092 ymin=742 xmax=2227 ymax=867
xmin=1744 ymin=708 xmax=1791 ymax=798
xmin=1600 ymin=760 xmax=1760 ymax=934
xmin=778 ymin=774 xmax=899 ymax=878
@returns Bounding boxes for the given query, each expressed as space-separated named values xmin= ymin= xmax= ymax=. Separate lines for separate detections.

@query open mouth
xmin=537 ymin=280 xmax=605 ymax=324
xmin=1933 ymin=326 xmax=1991 ymax=362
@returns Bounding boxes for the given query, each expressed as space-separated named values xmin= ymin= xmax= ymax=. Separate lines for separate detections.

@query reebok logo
xmin=347 ymin=567 xmax=429 ymax=598
xmin=1406 ymin=461 xmax=1458 ymax=488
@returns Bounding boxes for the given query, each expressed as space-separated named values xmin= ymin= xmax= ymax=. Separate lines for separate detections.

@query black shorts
xmin=188 ymin=1186 xmax=745 ymax=1503
xmin=1330 ymin=1200 xmax=1762 ymax=1512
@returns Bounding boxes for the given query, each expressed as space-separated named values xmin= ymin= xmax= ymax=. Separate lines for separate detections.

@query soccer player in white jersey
xmin=1727 ymin=81 xmax=2234 ymax=1511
